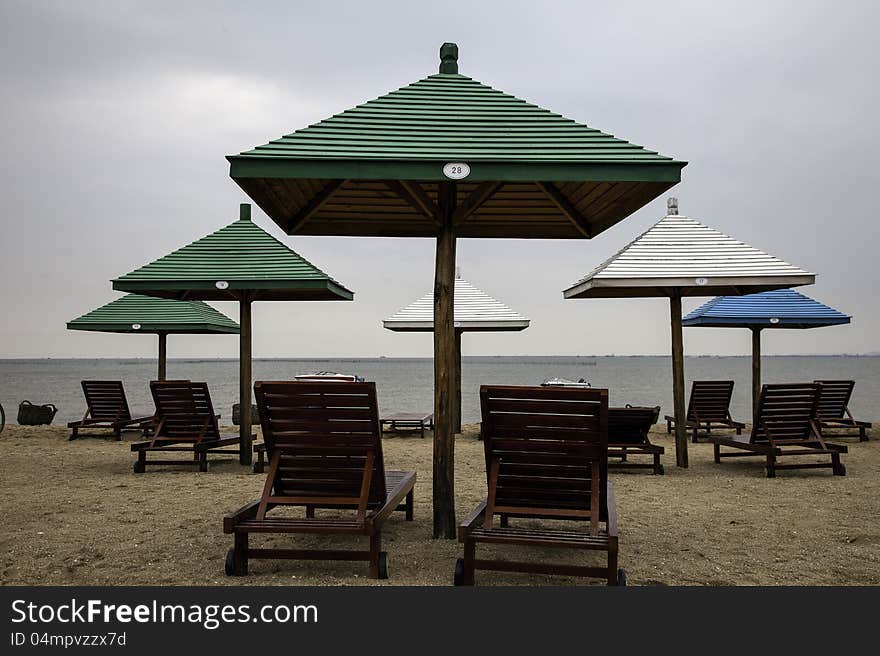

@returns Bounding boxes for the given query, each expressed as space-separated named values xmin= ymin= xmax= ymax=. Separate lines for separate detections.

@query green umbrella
xmin=228 ymin=42 xmax=686 ymax=537
xmin=67 ymin=293 xmax=239 ymax=380
xmin=113 ymin=204 xmax=353 ymax=464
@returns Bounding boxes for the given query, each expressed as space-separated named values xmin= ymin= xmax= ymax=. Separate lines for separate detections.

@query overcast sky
xmin=1 ymin=0 xmax=878 ymax=359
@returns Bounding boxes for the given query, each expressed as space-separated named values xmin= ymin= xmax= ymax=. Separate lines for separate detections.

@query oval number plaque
xmin=694 ymin=277 xmax=708 ymax=286
xmin=769 ymin=317 xmax=780 ymax=324
xmin=215 ymin=281 xmax=229 ymax=290
xmin=443 ymin=162 xmax=470 ymax=180
xmin=131 ymin=324 xmax=142 ymax=330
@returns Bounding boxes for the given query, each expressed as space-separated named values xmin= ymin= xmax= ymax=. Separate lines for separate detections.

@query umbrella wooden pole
xmin=157 ymin=333 xmax=167 ymax=381
xmin=432 ymin=181 xmax=457 ymax=539
xmin=670 ymin=294 xmax=689 ymax=468
xmin=454 ymin=328 xmax=463 ymax=434
xmin=751 ymin=327 xmax=762 ymax=423
xmin=239 ymin=294 xmax=253 ymax=466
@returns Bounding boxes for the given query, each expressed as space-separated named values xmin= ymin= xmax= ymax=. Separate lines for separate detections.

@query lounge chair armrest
xmin=825 ymin=442 xmax=848 ymax=453
xmin=223 ymin=500 xmax=262 ymax=533
xmin=458 ymin=500 xmax=487 ymax=540
xmin=605 ymin=481 xmax=618 ymax=537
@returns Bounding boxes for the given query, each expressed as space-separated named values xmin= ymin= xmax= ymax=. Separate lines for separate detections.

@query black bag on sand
xmin=232 ymin=403 xmax=260 ymax=426
xmin=17 ymin=400 xmax=58 ymax=425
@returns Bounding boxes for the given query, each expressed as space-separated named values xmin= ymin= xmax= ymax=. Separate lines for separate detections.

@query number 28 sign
xmin=443 ymin=162 xmax=470 ymax=179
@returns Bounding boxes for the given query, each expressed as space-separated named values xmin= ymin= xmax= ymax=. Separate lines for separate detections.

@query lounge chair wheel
xmin=617 ymin=568 xmax=627 ymax=587
xmin=377 ymin=551 xmax=389 ymax=580
xmin=132 ymin=460 xmax=145 ymax=474
xmin=453 ymin=558 xmax=465 ymax=586
xmin=224 ymin=549 xmax=235 ymax=576
xmin=199 ymin=460 xmax=209 ymax=473
xmin=835 ymin=463 xmax=847 ymax=476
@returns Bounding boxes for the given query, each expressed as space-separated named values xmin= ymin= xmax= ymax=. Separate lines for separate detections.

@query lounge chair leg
xmin=500 ymin=514 xmax=509 ymax=528
xmin=133 ymin=450 xmax=146 ymax=474
xmin=607 ymin=539 xmax=619 ymax=586
xmin=654 ymin=454 xmax=663 ymax=475
xmin=766 ymin=455 xmax=776 ymax=478
xmin=198 ymin=451 xmax=208 ymax=473
xmin=368 ymin=532 xmax=382 ymax=579
xmin=713 ymin=443 xmax=721 ymax=464
xmin=113 ymin=425 xmax=121 ymax=441
xmin=305 ymin=506 xmax=315 ymax=519
xmin=253 ymin=449 xmax=265 ymax=474
xmin=462 ymin=538 xmax=476 ymax=586
xmin=232 ymin=533 xmax=248 ymax=576
xmin=666 ymin=419 xmax=672 ymax=434
xmin=68 ymin=426 xmax=79 ymax=441
xmin=405 ymin=490 xmax=414 ymax=521
xmin=860 ymin=427 xmax=867 ymax=442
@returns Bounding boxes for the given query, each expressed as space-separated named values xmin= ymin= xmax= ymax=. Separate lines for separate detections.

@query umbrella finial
xmin=439 ymin=42 xmax=459 ymax=74
xmin=667 ymin=197 xmax=679 ymax=216
xmin=240 ymin=203 xmax=251 ymax=221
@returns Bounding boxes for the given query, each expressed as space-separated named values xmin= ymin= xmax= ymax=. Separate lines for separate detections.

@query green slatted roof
xmin=67 ymin=294 xmax=240 ymax=334
xmin=232 ymin=75 xmax=679 ymax=165
xmin=229 ymin=43 xmax=685 ymax=239
xmin=112 ymin=205 xmax=353 ymax=302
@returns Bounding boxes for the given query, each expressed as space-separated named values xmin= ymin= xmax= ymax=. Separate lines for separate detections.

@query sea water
xmin=1 ymin=356 xmax=877 ymax=426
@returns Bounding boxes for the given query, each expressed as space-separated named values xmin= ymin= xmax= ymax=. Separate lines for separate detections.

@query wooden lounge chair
xmin=130 ymin=380 xmax=242 ymax=473
xmin=609 ymin=405 xmax=664 ymax=475
xmin=814 ymin=380 xmax=871 ymax=442
xmin=710 ymin=382 xmax=848 ymax=478
xmin=665 ymin=380 xmax=745 ymax=442
xmin=67 ymin=380 xmax=153 ymax=441
xmin=223 ymin=381 xmax=416 ymax=579
xmin=455 ymin=385 xmax=624 ymax=586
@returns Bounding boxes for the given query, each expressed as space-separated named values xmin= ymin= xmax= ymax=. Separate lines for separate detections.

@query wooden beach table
xmin=380 ymin=412 xmax=434 ymax=438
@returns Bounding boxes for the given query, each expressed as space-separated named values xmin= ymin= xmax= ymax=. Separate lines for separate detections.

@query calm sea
xmin=1 ymin=356 xmax=878 ymax=426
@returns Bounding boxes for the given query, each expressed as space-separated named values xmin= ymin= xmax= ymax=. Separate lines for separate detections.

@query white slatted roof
xmin=563 ymin=200 xmax=815 ymax=298
xmin=384 ymin=277 xmax=529 ymax=332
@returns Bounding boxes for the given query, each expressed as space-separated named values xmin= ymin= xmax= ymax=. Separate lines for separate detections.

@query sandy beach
xmin=1 ymin=423 xmax=878 ymax=586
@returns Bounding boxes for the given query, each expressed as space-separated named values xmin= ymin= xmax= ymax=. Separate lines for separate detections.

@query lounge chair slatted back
xmin=82 ymin=381 xmax=133 ymax=422
xmin=456 ymin=385 xmax=620 ymax=586
xmin=813 ymin=380 xmax=855 ymax=420
xmin=254 ymin=381 xmax=387 ymax=508
xmin=223 ymin=380 xmax=415 ymax=579
xmin=607 ymin=405 xmax=664 ymax=474
xmin=150 ymin=380 xmax=221 ymax=442
xmin=608 ymin=406 xmax=660 ymax=445
xmin=752 ymin=383 xmax=821 ymax=444
xmin=687 ymin=380 xmax=735 ymax=422
xmin=69 ymin=380 xmax=154 ymax=441
xmin=812 ymin=379 xmax=870 ymax=441
xmin=479 ymin=385 xmax=608 ymax=519
xmin=711 ymin=381 xmax=847 ymax=477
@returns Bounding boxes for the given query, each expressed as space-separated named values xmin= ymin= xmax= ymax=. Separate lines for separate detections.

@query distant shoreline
xmin=2 ymin=354 xmax=878 ymax=362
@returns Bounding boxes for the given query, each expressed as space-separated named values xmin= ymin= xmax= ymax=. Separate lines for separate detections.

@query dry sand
xmin=1 ymin=424 xmax=878 ymax=586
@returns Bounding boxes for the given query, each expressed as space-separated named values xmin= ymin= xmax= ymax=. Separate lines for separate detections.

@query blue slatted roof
xmin=682 ymin=289 xmax=850 ymax=329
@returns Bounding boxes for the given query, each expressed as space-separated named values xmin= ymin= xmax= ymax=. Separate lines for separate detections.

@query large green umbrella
xmin=227 ymin=42 xmax=686 ymax=537
xmin=67 ymin=293 xmax=239 ymax=380
xmin=113 ymin=204 xmax=353 ymax=463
